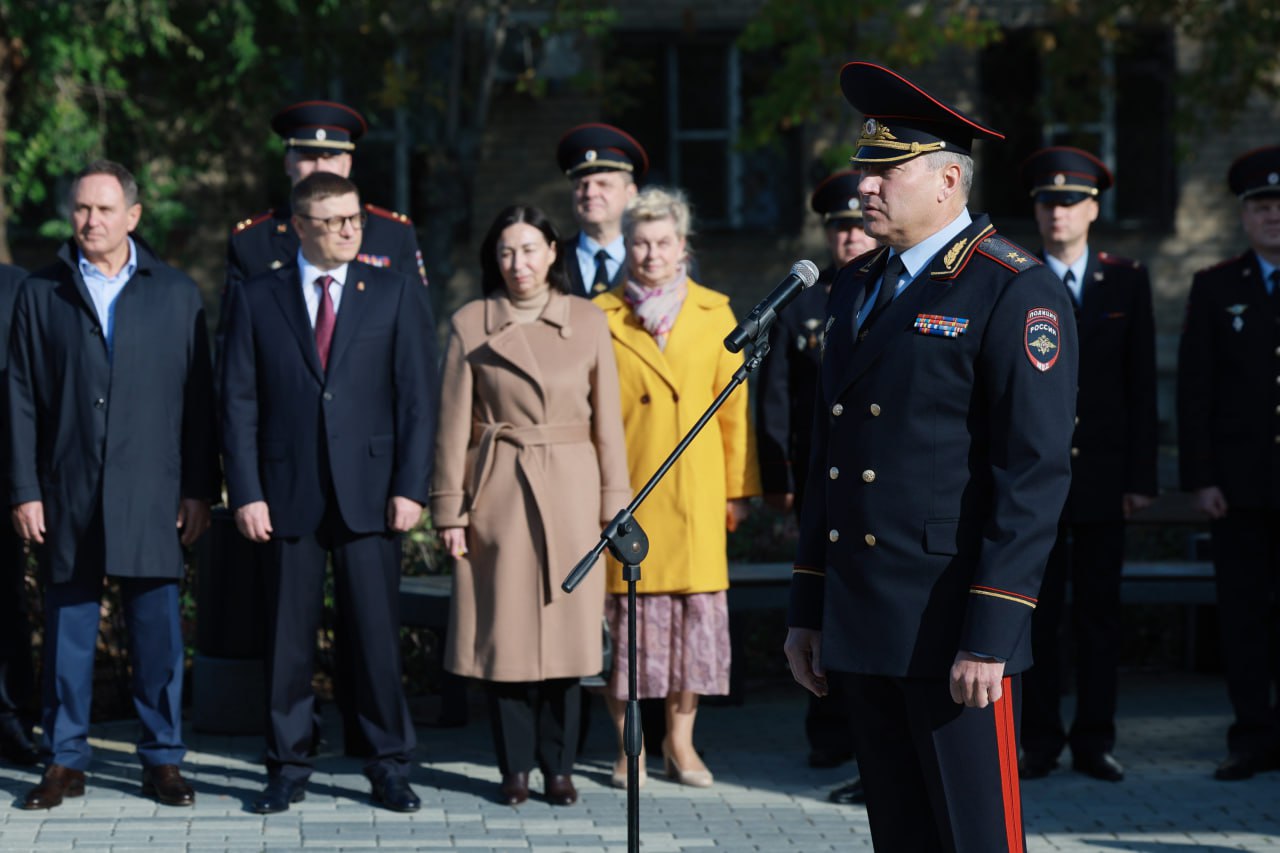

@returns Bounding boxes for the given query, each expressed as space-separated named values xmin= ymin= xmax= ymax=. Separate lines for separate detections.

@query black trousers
xmin=0 ymin=519 xmax=34 ymax=724
xmin=263 ymin=514 xmax=414 ymax=783
xmin=1022 ymin=521 xmax=1124 ymax=758
xmin=1210 ymin=509 xmax=1280 ymax=756
xmin=834 ymin=671 xmax=1025 ymax=853
xmin=804 ymin=681 xmax=854 ymax=758
xmin=488 ymin=679 xmax=581 ymax=777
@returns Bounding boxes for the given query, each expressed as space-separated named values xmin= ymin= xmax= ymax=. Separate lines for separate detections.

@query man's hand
xmin=1194 ymin=486 xmax=1228 ymax=520
xmin=439 ymin=527 xmax=468 ymax=559
xmin=176 ymin=499 xmax=212 ymax=547
xmin=726 ymin=498 xmax=751 ymax=533
xmin=12 ymin=501 xmax=44 ymax=544
xmin=235 ymin=501 xmax=273 ymax=543
xmin=784 ymin=627 xmax=829 ymax=698
xmin=387 ymin=496 xmax=424 ymax=533
xmin=1121 ymin=493 xmax=1152 ymax=519
xmin=949 ymin=651 xmax=1006 ymax=708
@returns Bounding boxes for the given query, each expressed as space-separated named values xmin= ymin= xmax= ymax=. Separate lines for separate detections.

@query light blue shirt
xmin=1256 ymin=252 xmax=1280 ymax=294
xmin=856 ymin=208 xmax=973 ymax=330
xmin=298 ymin=251 xmax=348 ymax=327
xmin=77 ymin=237 xmax=138 ymax=358
xmin=575 ymin=233 xmax=625 ymax=293
xmin=1043 ymin=248 xmax=1089 ymax=304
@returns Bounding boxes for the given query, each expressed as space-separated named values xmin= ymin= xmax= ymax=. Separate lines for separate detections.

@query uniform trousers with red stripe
xmin=831 ymin=671 xmax=1025 ymax=853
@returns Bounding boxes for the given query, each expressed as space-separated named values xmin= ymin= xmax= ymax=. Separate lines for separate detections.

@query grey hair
xmin=921 ymin=150 xmax=974 ymax=198
xmin=70 ymin=159 xmax=139 ymax=206
xmin=623 ymin=185 xmax=693 ymax=243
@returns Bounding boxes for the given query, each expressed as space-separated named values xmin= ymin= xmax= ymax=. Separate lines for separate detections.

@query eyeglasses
xmin=300 ymin=212 xmax=367 ymax=233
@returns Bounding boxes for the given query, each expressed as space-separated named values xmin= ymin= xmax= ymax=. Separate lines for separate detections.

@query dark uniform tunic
xmin=1177 ymin=249 xmax=1280 ymax=758
xmin=1023 ymin=250 xmax=1158 ymax=761
xmin=789 ymin=215 xmax=1077 ymax=850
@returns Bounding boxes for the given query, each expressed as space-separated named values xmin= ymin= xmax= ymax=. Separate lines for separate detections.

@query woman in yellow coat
xmin=595 ymin=186 xmax=760 ymax=788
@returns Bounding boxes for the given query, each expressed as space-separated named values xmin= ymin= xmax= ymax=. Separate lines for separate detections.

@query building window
xmin=607 ymin=34 xmax=801 ymax=233
xmin=979 ymin=26 xmax=1176 ymax=231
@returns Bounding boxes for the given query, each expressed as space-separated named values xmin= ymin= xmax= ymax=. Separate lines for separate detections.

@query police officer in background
xmin=757 ymin=170 xmax=874 ymax=804
xmin=225 ymin=100 xmax=426 ymax=297
xmin=556 ymin=123 xmax=646 ymax=296
xmin=784 ymin=61 xmax=1077 ymax=850
xmin=223 ymin=99 xmax=426 ymax=759
xmin=1018 ymin=146 xmax=1158 ymax=783
xmin=1178 ymin=145 xmax=1280 ymax=781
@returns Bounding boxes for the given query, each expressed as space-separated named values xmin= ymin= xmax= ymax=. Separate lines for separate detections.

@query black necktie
xmin=1063 ymin=268 xmax=1079 ymax=305
xmin=1270 ymin=270 xmax=1280 ymax=307
xmin=592 ymin=249 xmax=611 ymax=294
xmin=860 ymin=254 xmax=904 ymax=335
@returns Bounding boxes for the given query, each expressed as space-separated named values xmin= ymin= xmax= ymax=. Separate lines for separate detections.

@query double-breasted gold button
xmin=864 ymin=534 xmax=876 ymax=546
xmin=829 ymin=529 xmax=840 ymax=542
xmin=829 ymin=467 xmax=839 ymax=480
xmin=1070 ymin=447 xmax=1080 ymax=457
xmin=862 ymin=470 xmax=876 ymax=483
xmin=869 ymin=403 xmax=881 ymax=416
xmin=832 ymin=403 xmax=844 ymax=417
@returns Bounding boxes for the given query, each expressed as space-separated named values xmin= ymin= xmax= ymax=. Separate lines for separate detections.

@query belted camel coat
xmin=432 ymin=290 xmax=631 ymax=682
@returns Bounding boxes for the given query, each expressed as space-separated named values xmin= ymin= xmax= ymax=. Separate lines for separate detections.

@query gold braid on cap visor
xmin=566 ymin=158 xmax=635 ymax=177
xmin=286 ymin=139 xmax=357 ymax=152
xmin=1028 ymin=183 xmax=1099 ymax=197
xmin=850 ymin=122 xmax=948 ymax=164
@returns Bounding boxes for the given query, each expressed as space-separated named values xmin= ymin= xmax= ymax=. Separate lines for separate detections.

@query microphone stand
xmin=562 ymin=334 xmax=773 ymax=853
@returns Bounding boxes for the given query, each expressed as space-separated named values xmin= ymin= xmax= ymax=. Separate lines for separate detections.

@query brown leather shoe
xmin=499 ymin=771 xmax=529 ymax=805
xmin=141 ymin=764 xmax=195 ymax=806
xmin=544 ymin=773 xmax=578 ymax=806
xmin=21 ymin=764 xmax=86 ymax=810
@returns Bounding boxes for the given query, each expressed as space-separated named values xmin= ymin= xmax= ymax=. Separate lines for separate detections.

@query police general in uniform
xmin=1177 ymin=145 xmax=1280 ymax=781
xmin=757 ymin=170 xmax=876 ymax=803
xmin=784 ymin=62 xmax=1077 ymax=851
xmin=556 ymin=123 xmax=647 ymax=296
xmin=1018 ymin=147 xmax=1158 ymax=783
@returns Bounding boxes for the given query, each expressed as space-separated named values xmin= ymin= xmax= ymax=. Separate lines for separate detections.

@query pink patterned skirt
xmin=604 ymin=591 xmax=731 ymax=700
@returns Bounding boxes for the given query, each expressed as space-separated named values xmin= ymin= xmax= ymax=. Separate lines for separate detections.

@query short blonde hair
xmin=623 ymin=186 xmax=693 ymax=243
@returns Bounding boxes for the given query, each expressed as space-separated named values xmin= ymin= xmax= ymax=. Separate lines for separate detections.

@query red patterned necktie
xmin=315 ymin=274 xmax=335 ymax=370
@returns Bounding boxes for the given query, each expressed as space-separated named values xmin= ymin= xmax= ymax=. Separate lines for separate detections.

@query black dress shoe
xmin=545 ymin=773 xmax=578 ymax=806
xmin=141 ymin=764 xmax=195 ymax=806
xmin=1215 ymin=752 xmax=1267 ymax=781
xmin=252 ymin=777 xmax=307 ymax=814
xmin=500 ymin=771 xmax=529 ymax=805
xmin=808 ymin=748 xmax=854 ymax=769
xmin=1072 ymin=751 xmax=1125 ymax=782
xmin=828 ymin=777 xmax=866 ymax=805
xmin=0 ymin=716 xmax=38 ymax=766
xmin=21 ymin=764 xmax=85 ymax=810
xmin=371 ymin=775 xmax=421 ymax=812
xmin=1018 ymin=750 xmax=1059 ymax=779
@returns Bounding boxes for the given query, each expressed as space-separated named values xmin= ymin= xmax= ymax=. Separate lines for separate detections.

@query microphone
xmin=723 ymin=260 xmax=821 ymax=353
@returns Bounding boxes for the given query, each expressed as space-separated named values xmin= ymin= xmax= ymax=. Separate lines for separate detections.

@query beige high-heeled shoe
xmin=662 ymin=740 xmax=713 ymax=788
xmin=611 ymin=751 xmax=647 ymax=789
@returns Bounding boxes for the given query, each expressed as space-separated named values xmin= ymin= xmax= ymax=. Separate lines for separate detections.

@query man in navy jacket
xmin=10 ymin=161 xmax=218 ymax=809
xmin=221 ymin=171 xmax=439 ymax=813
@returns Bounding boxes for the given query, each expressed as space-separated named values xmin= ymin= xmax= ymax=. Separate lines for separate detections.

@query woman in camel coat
xmin=432 ymin=206 xmax=631 ymax=807
xmin=597 ymin=186 xmax=760 ymax=789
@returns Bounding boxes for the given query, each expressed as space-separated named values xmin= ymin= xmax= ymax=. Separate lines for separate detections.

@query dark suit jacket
xmin=788 ymin=216 xmax=1078 ymax=677
xmin=221 ymin=261 xmax=439 ymax=537
xmin=1049 ymin=250 xmax=1158 ymax=522
xmin=1177 ymin=249 xmax=1280 ymax=509
xmin=0 ymin=264 xmax=27 ymax=498
xmin=7 ymin=241 xmax=218 ymax=583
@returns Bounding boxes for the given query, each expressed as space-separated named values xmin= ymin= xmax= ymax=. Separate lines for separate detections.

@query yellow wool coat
xmin=597 ymin=280 xmax=760 ymax=595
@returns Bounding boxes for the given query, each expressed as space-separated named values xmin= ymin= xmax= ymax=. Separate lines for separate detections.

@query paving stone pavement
xmin=0 ymin=672 xmax=1277 ymax=851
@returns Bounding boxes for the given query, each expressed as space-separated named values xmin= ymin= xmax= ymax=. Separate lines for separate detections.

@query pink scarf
xmin=624 ymin=264 xmax=688 ymax=351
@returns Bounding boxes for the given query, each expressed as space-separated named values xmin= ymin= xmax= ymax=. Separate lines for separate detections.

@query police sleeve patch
xmin=1024 ymin=307 xmax=1061 ymax=372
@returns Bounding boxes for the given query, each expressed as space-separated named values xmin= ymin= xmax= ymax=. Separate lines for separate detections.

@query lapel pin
xmin=357 ymin=281 xmax=365 ymax=291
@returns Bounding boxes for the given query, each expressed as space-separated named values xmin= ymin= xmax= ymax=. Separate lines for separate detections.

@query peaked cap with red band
xmin=810 ymin=169 xmax=865 ymax=223
xmin=271 ymin=100 xmax=368 ymax=153
xmin=840 ymin=61 xmax=1004 ymax=164
xmin=556 ymin=123 xmax=649 ymax=180
xmin=1228 ymin=145 xmax=1280 ymax=201
xmin=1020 ymin=146 xmax=1113 ymax=206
